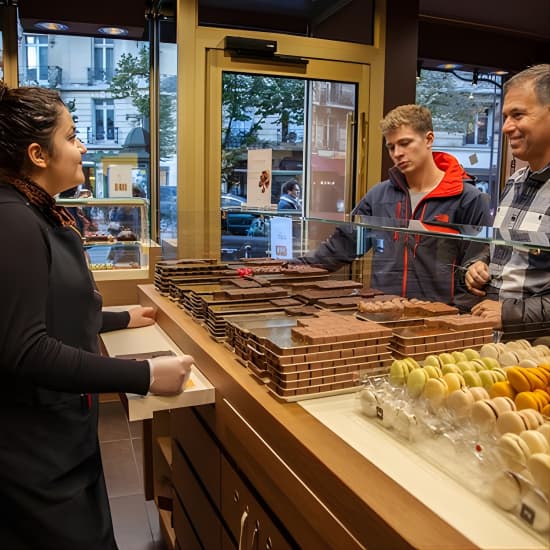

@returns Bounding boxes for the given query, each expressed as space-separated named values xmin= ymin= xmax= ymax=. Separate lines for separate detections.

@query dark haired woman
xmin=0 ymin=83 xmax=193 ymax=549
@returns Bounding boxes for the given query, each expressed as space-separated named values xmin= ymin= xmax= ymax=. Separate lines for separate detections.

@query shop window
xmin=92 ymin=38 xmax=114 ymax=82
xmin=94 ymin=99 xmax=116 ymax=142
xmin=22 ymin=34 xmax=48 ymax=84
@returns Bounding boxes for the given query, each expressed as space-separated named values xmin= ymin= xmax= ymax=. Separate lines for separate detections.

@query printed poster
xmin=108 ymin=165 xmax=133 ymax=197
xmin=270 ymin=216 xmax=293 ymax=260
xmin=247 ymin=149 xmax=272 ymax=207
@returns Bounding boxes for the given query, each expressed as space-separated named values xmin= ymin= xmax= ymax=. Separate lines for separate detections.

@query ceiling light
xmin=490 ymin=70 xmax=509 ymax=76
xmin=437 ymin=63 xmax=462 ymax=70
xmin=98 ymin=26 xmax=128 ymax=36
xmin=35 ymin=22 xmax=69 ymax=32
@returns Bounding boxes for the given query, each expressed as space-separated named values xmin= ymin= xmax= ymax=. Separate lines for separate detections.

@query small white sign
xmin=270 ymin=216 xmax=293 ymax=259
xmin=108 ymin=165 xmax=133 ymax=197
xmin=247 ymin=149 xmax=272 ymax=207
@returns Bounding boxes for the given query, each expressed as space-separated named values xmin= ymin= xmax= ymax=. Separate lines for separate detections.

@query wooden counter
xmin=135 ymin=284 xmax=545 ymax=550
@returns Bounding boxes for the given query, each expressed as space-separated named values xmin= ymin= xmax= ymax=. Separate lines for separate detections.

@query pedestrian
xmin=278 ymin=179 xmax=301 ymax=210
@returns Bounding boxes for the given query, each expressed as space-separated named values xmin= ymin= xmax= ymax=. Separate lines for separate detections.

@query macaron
xmin=423 ymin=377 xmax=448 ymax=408
xmin=520 ymin=430 xmax=550 ymax=454
xmin=492 ymin=396 xmax=517 ymax=414
xmin=471 ymin=399 xmax=500 ymax=433
xmin=446 ymin=388 xmax=475 ymax=418
xmin=359 ymin=388 xmax=379 ymax=417
xmin=527 ymin=453 xmax=550 ymax=494
xmin=480 ymin=343 xmax=500 ymax=359
xmin=423 ymin=364 xmax=443 ymax=379
xmin=380 ymin=402 xmax=399 ymax=429
xmin=489 ymin=381 xmax=516 ymax=399
xmin=490 ymin=471 xmax=523 ymax=511
xmin=497 ymin=432 xmax=531 ymax=471
xmin=469 ymin=386 xmax=490 ymax=401
xmin=389 ymin=359 xmax=409 ymax=386
xmin=393 ymin=410 xmax=418 ymax=440
xmin=443 ymin=372 xmax=465 ymax=393
xmin=462 ymin=370 xmax=483 ymax=387
xmin=499 ymin=350 xmax=520 ymax=366
xmin=407 ymin=368 xmax=430 ymax=398
xmin=497 ymin=411 xmax=528 ymax=435
xmin=538 ymin=423 xmax=550 ymax=446
xmin=518 ymin=408 xmax=544 ymax=430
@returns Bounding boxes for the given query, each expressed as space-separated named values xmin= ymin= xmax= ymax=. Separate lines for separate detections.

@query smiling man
xmin=467 ymin=64 xmax=550 ymax=331
xmin=296 ymin=104 xmax=492 ymax=308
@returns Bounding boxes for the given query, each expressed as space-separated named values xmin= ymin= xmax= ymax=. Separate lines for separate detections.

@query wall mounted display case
xmin=57 ymin=197 xmax=161 ymax=305
xmin=57 ymin=197 xmax=150 ymax=271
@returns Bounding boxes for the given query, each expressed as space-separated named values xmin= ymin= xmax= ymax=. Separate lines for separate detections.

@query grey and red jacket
xmin=298 ymin=152 xmax=493 ymax=309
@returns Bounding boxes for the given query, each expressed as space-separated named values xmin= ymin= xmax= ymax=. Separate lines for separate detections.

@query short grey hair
xmin=503 ymin=64 xmax=550 ymax=106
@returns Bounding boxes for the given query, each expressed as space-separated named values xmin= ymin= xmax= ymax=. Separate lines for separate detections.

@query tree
xmin=416 ymin=70 xmax=494 ymax=134
xmin=109 ymin=46 xmax=176 ymax=159
xmin=221 ymin=73 xmax=304 ymax=148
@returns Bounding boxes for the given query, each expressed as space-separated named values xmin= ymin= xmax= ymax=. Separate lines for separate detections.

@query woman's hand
xmin=148 ymin=355 xmax=194 ymax=395
xmin=127 ymin=306 xmax=156 ymax=328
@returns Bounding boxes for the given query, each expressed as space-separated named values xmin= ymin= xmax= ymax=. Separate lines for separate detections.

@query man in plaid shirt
xmin=466 ymin=64 xmax=550 ymax=331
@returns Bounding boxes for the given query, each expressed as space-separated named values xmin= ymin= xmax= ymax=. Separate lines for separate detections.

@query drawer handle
xmin=234 ymin=489 xmax=240 ymax=503
xmin=265 ymin=536 xmax=272 ymax=550
xmin=250 ymin=520 xmax=259 ymax=550
xmin=238 ymin=508 xmax=249 ymax=550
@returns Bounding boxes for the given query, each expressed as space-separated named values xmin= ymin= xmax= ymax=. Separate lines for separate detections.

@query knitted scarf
xmin=3 ymin=175 xmax=76 ymax=228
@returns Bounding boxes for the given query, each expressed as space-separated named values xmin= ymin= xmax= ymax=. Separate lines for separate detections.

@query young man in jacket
xmin=296 ymin=104 xmax=492 ymax=308
xmin=466 ymin=64 xmax=550 ymax=331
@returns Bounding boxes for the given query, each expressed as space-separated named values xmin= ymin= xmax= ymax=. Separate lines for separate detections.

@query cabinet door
xmin=173 ymin=491 xmax=202 ymax=550
xmin=221 ymin=455 xmax=294 ymax=550
xmin=172 ymin=406 xmax=221 ymax=507
xmin=172 ymin=440 xmax=222 ymax=549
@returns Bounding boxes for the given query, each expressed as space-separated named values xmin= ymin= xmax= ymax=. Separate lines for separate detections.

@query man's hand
xmin=471 ymin=299 xmax=502 ymax=329
xmin=465 ymin=261 xmax=491 ymax=296
xmin=127 ymin=306 xmax=156 ymax=328
xmin=148 ymin=355 xmax=194 ymax=395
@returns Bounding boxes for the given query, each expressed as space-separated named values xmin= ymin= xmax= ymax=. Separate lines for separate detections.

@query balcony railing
xmin=87 ymin=67 xmax=115 ymax=85
xmin=18 ymin=66 xmax=62 ymax=88
xmin=87 ymin=127 xmax=119 ymax=144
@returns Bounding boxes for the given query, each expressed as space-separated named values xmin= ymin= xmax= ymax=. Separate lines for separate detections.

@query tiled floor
xmin=99 ymin=399 xmax=166 ymax=550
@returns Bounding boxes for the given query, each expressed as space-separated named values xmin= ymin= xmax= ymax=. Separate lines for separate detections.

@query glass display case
xmin=216 ymin=209 xmax=550 ymax=341
xmin=56 ymin=197 xmax=150 ymax=272
xmin=150 ymin=211 xmax=549 ymax=547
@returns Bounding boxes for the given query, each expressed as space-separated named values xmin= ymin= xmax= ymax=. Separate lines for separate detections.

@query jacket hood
xmin=389 ymin=151 xmax=468 ymax=198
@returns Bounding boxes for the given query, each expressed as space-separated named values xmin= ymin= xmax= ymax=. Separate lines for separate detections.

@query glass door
xmin=206 ymin=50 xmax=369 ymax=261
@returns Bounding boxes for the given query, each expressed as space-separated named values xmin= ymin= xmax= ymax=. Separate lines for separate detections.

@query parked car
xmin=221 ymin=194 xmax=269 ymax=260
xmin=221 ymin=194 xmax=260 ymax=235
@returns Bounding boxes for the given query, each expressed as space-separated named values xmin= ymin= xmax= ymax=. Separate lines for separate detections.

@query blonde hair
xmin=380 ymin=104 xmax=433 ymax=136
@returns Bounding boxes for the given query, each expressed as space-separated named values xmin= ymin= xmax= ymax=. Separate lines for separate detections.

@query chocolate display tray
xmin=267 ymin=353 xmax=393 ymax=379
xmin=267 ymin=379 xmax=361 ymax=401
xmin=264 ymin=343 xmax=391 ymax=369
xmin=391 ymin=326 xmax=493 ymax=346
xmin=256 ymin=325 xmax=392 ymax=356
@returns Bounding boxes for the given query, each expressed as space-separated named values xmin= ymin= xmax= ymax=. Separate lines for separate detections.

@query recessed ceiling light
xmin=98 ymin=26 xmax=128 ymax=36
xmin=490 ymin=70 xmax=509 ymax=76
xmin=437 ymin=63 xmax=462 ymax=70
xmin=35 ymin=22 xmax=69 ymax=31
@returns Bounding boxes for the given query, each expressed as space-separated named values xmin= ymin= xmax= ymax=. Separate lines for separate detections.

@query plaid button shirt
xmin=488 ymin=164 xmax=550 ymax=325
